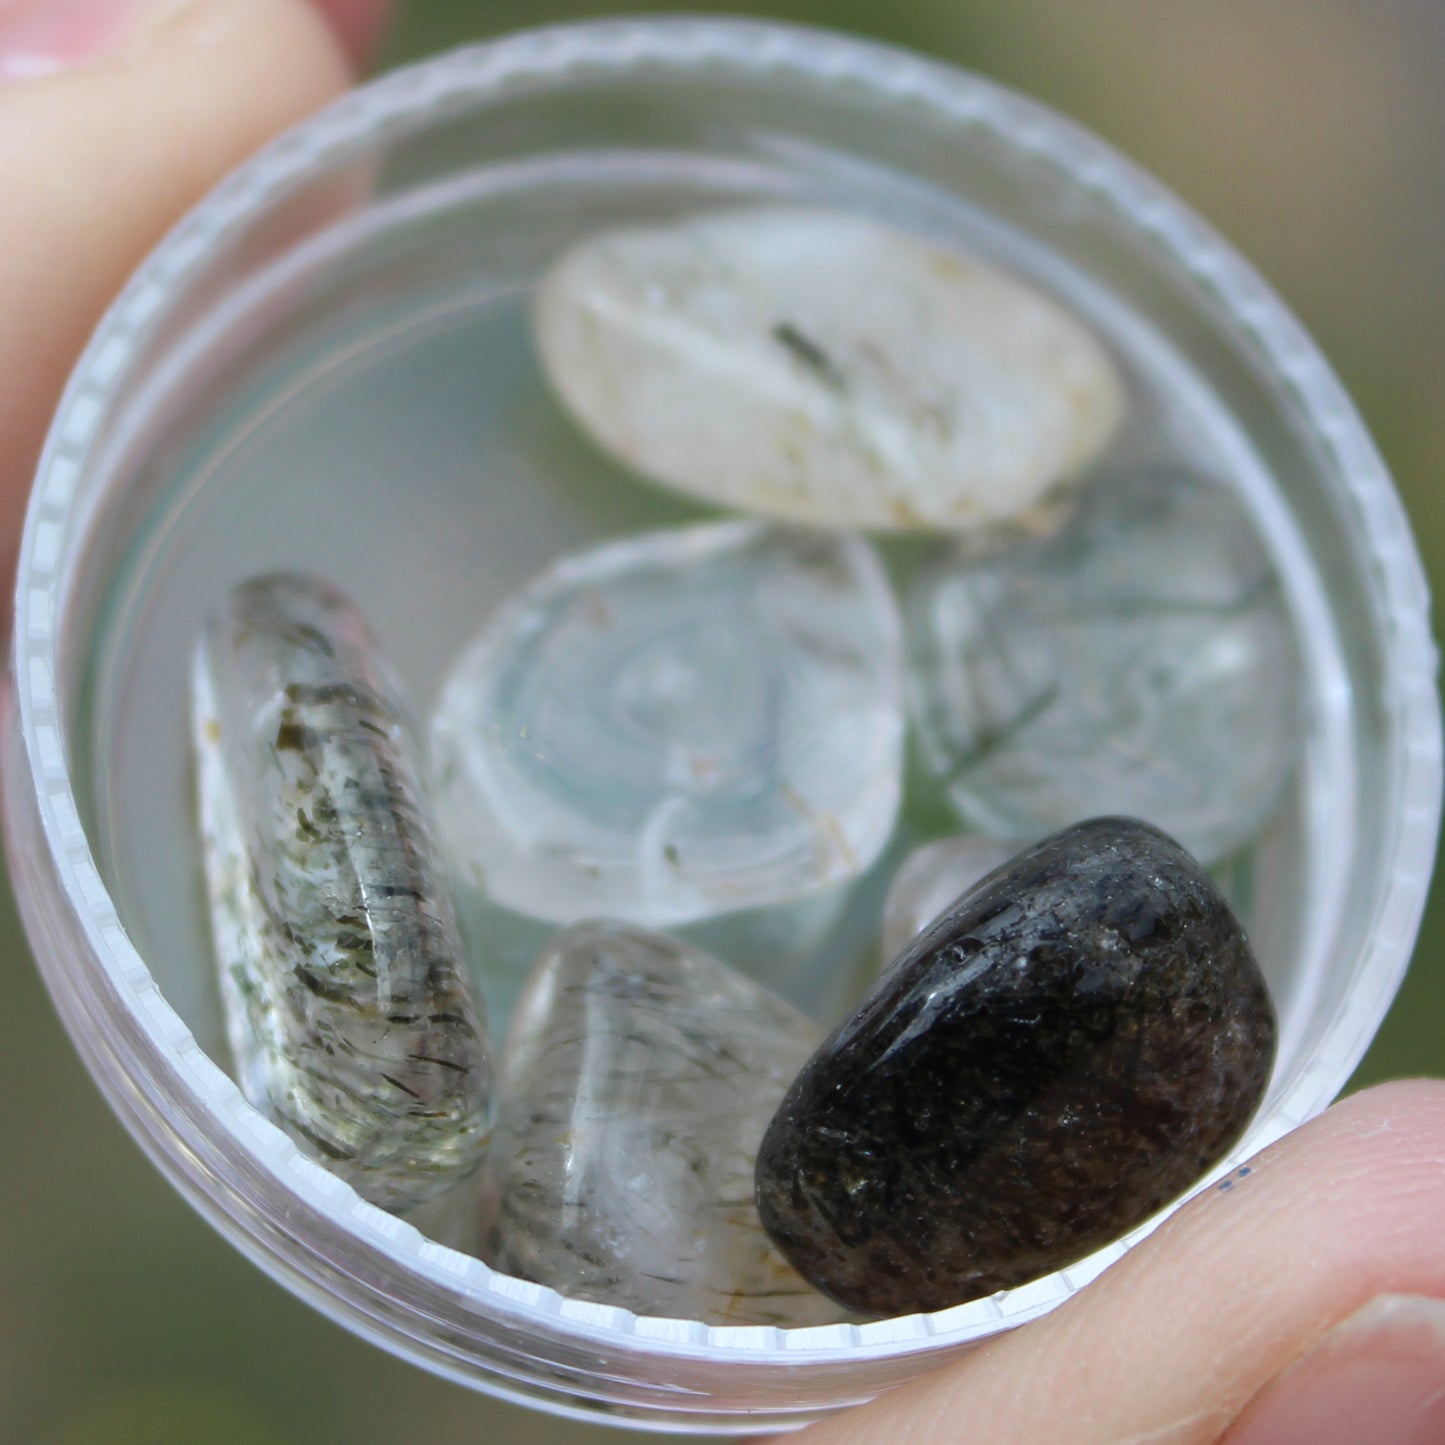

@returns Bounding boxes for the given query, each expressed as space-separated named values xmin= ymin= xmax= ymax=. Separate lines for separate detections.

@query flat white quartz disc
xmin=535 ymin=205 xmax=1125 ymax=532
xmin=430 ymin=520 xmax=905 ymax=925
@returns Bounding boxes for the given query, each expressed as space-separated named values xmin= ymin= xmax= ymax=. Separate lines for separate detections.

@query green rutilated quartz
xmin=194 ymin=572 xmax=493 ymax=1210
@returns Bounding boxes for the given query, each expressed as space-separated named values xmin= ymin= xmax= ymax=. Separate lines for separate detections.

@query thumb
xmin=782 ymin=1080 xmax=1445 ymax=1445
xmin=0 ymin=0 xmax=352 ymax=591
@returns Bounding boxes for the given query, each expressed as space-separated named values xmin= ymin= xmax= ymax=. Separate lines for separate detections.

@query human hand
xmin=775 ymin=1080 xmax=1445 ymax=1445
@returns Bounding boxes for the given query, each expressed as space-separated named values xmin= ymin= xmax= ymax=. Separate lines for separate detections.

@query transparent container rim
xmin=7 ymin=9 xmax=1441 ymax=1391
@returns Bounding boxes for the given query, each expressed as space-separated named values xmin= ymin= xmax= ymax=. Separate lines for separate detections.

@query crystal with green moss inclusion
xmin=908 ymin=464 xmax=1301 ymax=863
xmin=194 ymin=573 xmax=493 ymax=1210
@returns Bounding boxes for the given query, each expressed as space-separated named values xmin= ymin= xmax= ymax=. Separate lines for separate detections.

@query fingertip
xmin=1326 ymin=1076 xmax=1445 ymax=1142
xmin=785 ymin=1082 xmax=1445 ymax=1444
xmin=307 ymin=0 xmax=392 ymax=70
xmin=1170 ymin=1078 xmax=1445 ymax=1280
xmin=1086 ymin=1078 xmax=1445 ymax=1366
xmin=0 ymin=0 xmax=351 ymax=596
xmin=1221 ymin=1293 xmax=1445 ymax=1445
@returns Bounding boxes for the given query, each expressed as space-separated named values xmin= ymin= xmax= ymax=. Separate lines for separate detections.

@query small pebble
xmin=755 ymin=816 xmax=1276 ymax=1315
xmin=536 ymin=205 xmax=1124 ymax=532
xmin=483 ymin=921 xmax=849 ymax=1326
xmin=909 ymin=462 xmax=1302 ymax=862
xmin=429 ymin=520 xmax=904 ymax=926
xmin=194 ymin=573 xmax=493 ymax=1210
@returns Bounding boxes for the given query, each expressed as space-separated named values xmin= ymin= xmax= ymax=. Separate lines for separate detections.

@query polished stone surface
xmin=430 ymin=520 xmax=904 ymax=926
xmin=755 ymin=817 xmax=1276 ymax=1315
xmin=880 ymin=834 xmax=1021 ymax=961
xmin=194 ymin=573 xmax=493 ymax=1210
xmin=482 ymin=923 xmax=847 ymax=1326
xmin=909 ymin=463 xmax=1301 ymax=863
xmin=536 ymin=206 xmax=1124 ymax=532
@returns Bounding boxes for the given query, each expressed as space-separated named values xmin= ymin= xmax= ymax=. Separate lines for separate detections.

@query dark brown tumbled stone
xmin=754 ymin=816 xmax=1276 ymax=1316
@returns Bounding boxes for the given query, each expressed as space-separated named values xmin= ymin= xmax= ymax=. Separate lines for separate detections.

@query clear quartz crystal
xmin=429 ymin=520 xmax=905 ymax=926
xmin=880 ymin=835 xmax=1022 ymax=961
xmin=482 ymin=922 xmax=847 ymax=1326
xmin=194 ymin=572 xmax=493 ymax=1210
xmin=535 ymin=205 xmax=1124 ymax=532
xmin=908 ymin=464 xmax=1301 ymax=863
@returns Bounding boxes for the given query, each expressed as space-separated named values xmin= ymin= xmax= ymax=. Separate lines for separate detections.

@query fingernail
xmin=0 ymin=0 xmax=158 ymax=83
xmin=1223 ymin=1295 xmax=1445 ymax=1445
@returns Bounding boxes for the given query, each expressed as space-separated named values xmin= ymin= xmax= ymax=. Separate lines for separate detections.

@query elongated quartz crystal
xmin=430 ymin=520 xmax=904 ymax=926
xmin=194 ymin=572 xmax=493 ymax=1210
xmin=908 ymin=464 xmax=1301 ymax=863
xmin=483 ymin=922 xmax=847 ymax=1325
xmin=535 ymin=206 xmax=1124 ymax=532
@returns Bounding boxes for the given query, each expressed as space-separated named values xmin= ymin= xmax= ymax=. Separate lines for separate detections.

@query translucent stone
xmin=430 ymin=520 xmax=905 ymax=926
xmin=880 ymin=835 xmax=1022 ymax=961
xmin=908 ymin=464 xmax=1301 ymax=863
xmin=535 ymin=205 xmax=1124 ymax=533
xmin=193 ymin=573 xmax=493 ymax=1210
xmin=483 ymin=922 xmax=847 ymax=1326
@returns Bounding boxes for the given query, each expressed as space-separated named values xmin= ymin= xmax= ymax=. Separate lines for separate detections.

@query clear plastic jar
xmin=3 ymin=17 xmax=1438 ymax=1433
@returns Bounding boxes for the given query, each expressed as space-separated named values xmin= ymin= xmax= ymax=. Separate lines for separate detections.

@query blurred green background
xmin=2 ymin=2 xmax=1441 ymax=1440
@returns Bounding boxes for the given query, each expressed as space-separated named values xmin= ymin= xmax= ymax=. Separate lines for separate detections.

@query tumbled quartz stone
xmin=909 ymin=463 xmax=1301 ymax=863
xmin=755 ymin=817 xmax=1276 ymax=1316
xmin=880 ymin=834 xmax=1022 ymax=961
xmin=535 ymin=205 xmax=1124 ymax=533
xmin=430 ymin=520 xmax=904 ymax=926
xmin=194 ymin=573 xmax=493 ymax=1211
xmin=482 ymin=922 xmax=848 ymax=1326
